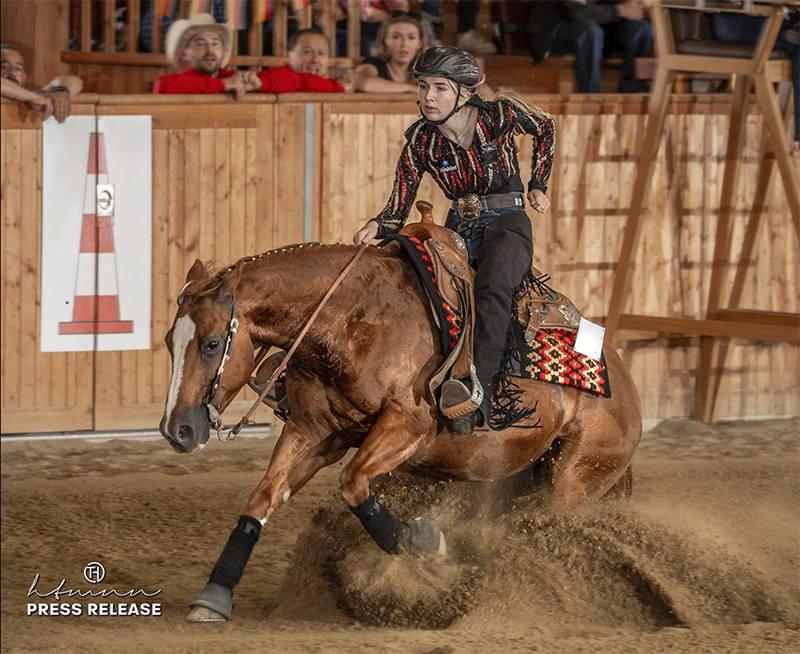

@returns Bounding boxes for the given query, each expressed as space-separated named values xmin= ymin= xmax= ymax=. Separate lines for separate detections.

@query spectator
xmin=276 ymin=28 xmax=353 ymax=92
xmin=711 ymin=10 xmax=799 ymax=146
xmin=355 ymin=14 xmax=427 ymax=93
xmin=155 ymin=19 xmax=350 ymax=96
xmin=456 ymin=0 xmax=496 ymax=56
xmin=527 ymin=0 xmax=652 ymax=94
xmin=154 ymin=14 xmax=256 ymax=98
xmin=335 ymin=0 xmax=410 ymax=57
xmin=1 ymin=44 xmax=83 ymax=124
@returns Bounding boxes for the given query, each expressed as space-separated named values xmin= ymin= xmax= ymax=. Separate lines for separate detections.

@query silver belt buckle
xmin=455 ymin=194 xmax=482 ymax=220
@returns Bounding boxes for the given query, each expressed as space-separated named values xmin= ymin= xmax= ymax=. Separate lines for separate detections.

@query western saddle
xmin=250 ymin=200 xmax=584 ymax=421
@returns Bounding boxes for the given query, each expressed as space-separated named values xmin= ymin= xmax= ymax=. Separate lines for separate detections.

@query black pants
xmin=446 ymin=207 xmax=533 ymax=407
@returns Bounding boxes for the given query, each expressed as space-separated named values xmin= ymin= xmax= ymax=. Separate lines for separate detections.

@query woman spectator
xmin=355 ymin=14 xmax=427 ymax=93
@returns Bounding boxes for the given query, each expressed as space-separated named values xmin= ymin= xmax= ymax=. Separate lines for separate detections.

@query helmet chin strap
xmin=417 ymin=82 xmax=471 ymax=126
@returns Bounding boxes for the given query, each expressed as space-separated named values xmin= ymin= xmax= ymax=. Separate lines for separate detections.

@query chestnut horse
xmin=160 ymin=239 xmax=642 ymax=622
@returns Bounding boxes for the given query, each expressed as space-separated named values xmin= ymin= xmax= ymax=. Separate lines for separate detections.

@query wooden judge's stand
xmin=605 ymin=0 xmax=800 ymax=423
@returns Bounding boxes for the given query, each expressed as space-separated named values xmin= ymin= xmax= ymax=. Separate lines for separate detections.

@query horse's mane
xmin=178 ymin=242 xmax=348 ymax=303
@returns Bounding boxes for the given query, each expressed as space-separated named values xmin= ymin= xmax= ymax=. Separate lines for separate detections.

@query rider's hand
xmin=528 ymin=189 xmax=551 ymax=213
xmin=353 ymin=220 xmax=379 ymax=245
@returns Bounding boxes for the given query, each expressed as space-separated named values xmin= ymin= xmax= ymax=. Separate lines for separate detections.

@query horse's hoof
xmin=187 ymin=605 xmax=228 ymax=623
xmin=405 ymin=515 xmax=447 ymax=558
xmin=188 ymin=582 xmax=232 ymax=621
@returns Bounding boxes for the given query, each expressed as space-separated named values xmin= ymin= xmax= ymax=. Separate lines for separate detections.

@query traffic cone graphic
xmin=59 ymin=132 xmax=134 ymax=335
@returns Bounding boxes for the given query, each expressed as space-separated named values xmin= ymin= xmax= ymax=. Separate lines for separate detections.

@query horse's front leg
xmin=339 ymin=401 xmax=443 ymax=557
xmin=188 ymin=421 xmax=347 ymax=623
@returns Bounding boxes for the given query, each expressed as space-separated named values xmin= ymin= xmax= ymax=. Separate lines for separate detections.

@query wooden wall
xmin=1 ymin=93 xmax=798 ymax=434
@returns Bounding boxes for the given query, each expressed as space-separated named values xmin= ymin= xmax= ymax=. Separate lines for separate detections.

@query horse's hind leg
xmin=546 ymin=435 xmax=636 ymax=511
xmin=605 ymin=463 xmax=633 ymax=500
xmin=339 ymin=401 xmax=442 ymax=556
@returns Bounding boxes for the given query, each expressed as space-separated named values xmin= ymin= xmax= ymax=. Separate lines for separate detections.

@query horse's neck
xmin=236 ymin=245 xmax=361 ymax=351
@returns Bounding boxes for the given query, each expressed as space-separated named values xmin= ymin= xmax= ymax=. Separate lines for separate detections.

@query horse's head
xmin=160 ymin=259 xmax=255 ymax=453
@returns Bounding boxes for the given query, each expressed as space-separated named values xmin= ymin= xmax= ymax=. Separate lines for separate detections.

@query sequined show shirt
xmin=373 ymin=96 xmax=556 ymax=235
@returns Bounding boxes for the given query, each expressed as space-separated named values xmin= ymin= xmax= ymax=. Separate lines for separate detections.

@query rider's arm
xmin=371 ymin=138 xmax=425 ymax=236
xmin=507 ymin=102 xmax=557 ymax=194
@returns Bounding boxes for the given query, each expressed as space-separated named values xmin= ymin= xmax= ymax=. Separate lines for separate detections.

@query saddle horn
xmin=415 ymin=200 xmax=434 ymax=224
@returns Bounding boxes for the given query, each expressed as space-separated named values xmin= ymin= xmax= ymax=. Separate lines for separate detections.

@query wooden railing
xmin=68 ymin=0 xmax=364 ymax=64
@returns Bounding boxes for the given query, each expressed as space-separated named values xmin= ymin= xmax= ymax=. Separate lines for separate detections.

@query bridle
xmin=204 ymin=295 xmax=239 ymax=434
xmin=176 ymin=281 xmax=240 ymax=437
xmin=175 ymin=243 xmax=368 ymax=442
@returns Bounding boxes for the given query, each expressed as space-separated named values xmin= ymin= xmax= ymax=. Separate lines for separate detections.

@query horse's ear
xmin=217 ymin=267 xmax=243 ymax=306
xmin=186 ymin=259 xmax=205 ymax=283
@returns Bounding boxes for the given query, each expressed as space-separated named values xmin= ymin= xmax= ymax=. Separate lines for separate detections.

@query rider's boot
xmin=440 ymin=376 xmax=483 ymax=435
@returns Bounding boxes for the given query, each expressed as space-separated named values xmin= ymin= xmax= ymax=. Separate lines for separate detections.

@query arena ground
xmin=1 ymin=416 xmax=798 ymax=654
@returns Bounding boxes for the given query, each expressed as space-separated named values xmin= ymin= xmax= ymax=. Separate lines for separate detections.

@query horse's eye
xmin=203 ymin=340 xmax=221 ymax=354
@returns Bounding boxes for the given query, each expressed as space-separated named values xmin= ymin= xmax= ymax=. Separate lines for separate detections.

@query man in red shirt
xmin=255 ymin=28 xmax=354 ymax=94
xmin=155 ymin=16 xmax=351 ymax=96
xmin=154 ymin=14 xmax=255 ymax=97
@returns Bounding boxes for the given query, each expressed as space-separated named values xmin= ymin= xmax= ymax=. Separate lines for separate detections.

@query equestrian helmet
xmin=411 ymin=46 xmax=481 ymax=87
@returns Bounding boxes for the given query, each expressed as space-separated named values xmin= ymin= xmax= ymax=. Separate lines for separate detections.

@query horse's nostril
xmin=176 ymin=425 xmax=195 ymax=444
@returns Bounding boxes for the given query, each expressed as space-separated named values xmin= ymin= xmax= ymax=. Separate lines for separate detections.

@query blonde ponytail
xmin=490 ymin=88 xmax=547 ymax=118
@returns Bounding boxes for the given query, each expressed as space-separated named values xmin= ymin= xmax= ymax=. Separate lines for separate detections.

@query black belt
xmin=451 ymin=192 xmax=525 ymax=220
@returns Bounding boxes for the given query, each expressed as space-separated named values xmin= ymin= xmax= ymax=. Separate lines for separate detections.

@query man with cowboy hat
xmin=154 ymin=13 xmax=256 ymax=98
xmin=155 ymin=15 xmax=350 ymax=96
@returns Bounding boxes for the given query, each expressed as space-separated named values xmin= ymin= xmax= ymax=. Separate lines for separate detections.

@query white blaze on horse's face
xmin=164 ymin=315 xmax=197 ymax=432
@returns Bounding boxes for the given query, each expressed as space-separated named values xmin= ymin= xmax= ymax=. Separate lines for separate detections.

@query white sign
xmin=41 ymin=116 xmax=152 ymax=352
xmin=574 ymin=317 xmax=605 ymax=361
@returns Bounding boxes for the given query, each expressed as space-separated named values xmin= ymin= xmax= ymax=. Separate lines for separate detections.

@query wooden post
xmin=696 ymin=84 xmax=793 ymax=422
xmin=128 ymin=0 xmax=141 ymax=53
xmin=81 ymin=0 xmax=92 ymax=53
xmin=274 ymin=0 xmax=288 ymax=57
xmin=692 ymin=74 xmax=750 ymax=422
xmin=103 ymin=0 xmax=116 ymax=54
xmin=347 ymin=0 xmax=360 ymax=59
xmin=605 ymin=63 xmax=675 ymax=340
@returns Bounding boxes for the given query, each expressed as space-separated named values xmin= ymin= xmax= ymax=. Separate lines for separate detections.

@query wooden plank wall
xmin=91 ymin=99 xmax=287 ymax=430
xmin=1 ymin=93 xmax=797 ymax=434
xmin=1 ymin=103 xmax=96 ymax=432
xmin=317 ymin=95 xmax=799 ymax=420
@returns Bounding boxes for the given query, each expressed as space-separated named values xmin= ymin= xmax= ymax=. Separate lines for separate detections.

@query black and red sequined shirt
xmin=373 ymin=96 xmax=556 ymax=234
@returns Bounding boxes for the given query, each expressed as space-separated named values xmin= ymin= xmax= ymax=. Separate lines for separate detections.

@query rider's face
xmin=418 ymin=76 xmax=459 ymax=121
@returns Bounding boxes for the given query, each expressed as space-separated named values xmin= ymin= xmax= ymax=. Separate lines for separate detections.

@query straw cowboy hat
xmin=165 ymin=13 xmax=233 ymax=72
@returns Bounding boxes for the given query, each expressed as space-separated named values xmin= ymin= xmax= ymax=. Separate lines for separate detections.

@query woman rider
xmin=353 ymin=45 xmax=556 ymax=434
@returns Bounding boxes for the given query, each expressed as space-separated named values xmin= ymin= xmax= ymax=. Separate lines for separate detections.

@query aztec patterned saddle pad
xmin=384 ymin=234 xmax=611 ymax=401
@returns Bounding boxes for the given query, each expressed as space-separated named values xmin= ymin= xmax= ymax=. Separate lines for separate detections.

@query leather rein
xmin=185 ymin=244 xmax=368 ymax=442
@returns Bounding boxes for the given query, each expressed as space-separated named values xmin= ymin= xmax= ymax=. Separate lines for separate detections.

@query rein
xmin=215 ymin=243 xmax=369 ymax=442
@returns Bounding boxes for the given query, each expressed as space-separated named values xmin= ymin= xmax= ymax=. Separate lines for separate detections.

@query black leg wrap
xmin=207 ymin=515 xmax=263 ymax=591
xmin=349 ymin=494 xmax=408 ymax=555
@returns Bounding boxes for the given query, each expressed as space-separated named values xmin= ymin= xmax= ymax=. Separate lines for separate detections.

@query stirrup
xmin=439 ymin=366 xmax=483 ymax=419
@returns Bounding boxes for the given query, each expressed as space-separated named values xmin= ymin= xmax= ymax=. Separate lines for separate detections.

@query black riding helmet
xmin=411 ymin=46 xmax=481 ymax=125
xmin=411 ymin=45 xmax=481 ymax=86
